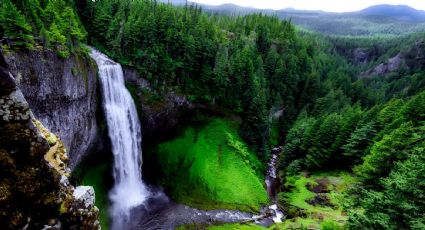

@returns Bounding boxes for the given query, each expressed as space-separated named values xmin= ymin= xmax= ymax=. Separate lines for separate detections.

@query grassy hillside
xmin=156 ymin=119 xmax=268 ymax=212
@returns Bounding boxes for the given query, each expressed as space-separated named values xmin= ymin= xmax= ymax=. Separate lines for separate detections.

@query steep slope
xmin=4 ymin=51 xmax=104 ymax=169
xmin=156 ymin=119 xmax=268 ymax=212
xmin=0 ymin=49 xmax=100 ymax=229
xmin=362 ymin=39 xmax=425 ymax=77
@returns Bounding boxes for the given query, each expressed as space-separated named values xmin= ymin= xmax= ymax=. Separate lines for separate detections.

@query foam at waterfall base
xmin=110 ymin=181 xmax=150 ymax=218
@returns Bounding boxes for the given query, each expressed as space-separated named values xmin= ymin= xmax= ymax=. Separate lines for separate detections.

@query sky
xmin=191 ymin=0 xmax=425 ymax=12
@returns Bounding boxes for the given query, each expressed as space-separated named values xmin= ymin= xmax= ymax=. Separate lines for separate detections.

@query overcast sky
xmin=191 ymin=0 xmax=425 ymax=12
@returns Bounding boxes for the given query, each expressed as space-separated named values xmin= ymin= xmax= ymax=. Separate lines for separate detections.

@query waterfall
xmin=89 ymin=49 xmax=149 ymax=228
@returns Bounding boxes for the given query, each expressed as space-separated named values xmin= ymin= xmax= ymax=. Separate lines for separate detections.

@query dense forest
xmin=0 ymin=0 xmax=424 ymax=229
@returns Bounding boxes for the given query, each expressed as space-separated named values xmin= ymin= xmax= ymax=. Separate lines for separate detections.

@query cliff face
xmin=4 ymin=50 xmax=102 ymax=169
xmin=123 ymin=67 xmax=194 ymax=142
xmin=361 ymin=39 xmax=425 ymax=77
xmin=0 ymin=50 xmax=99 ymax=229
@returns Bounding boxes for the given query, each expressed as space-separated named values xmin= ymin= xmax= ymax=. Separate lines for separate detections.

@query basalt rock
xmin=123 ymin=67 xmax=195 ymax=142
xmin=361 ymin=53 xmax=405 ymax=77
xmin=0 ymin=50 xmax=100 ymax=229
xmin=353 ymin=48 xmax=370 ymax=64
xmin=361 ymin=39 xmax=425 ymax=77
xmin=4 ymin=50 xmax=103 ymax=169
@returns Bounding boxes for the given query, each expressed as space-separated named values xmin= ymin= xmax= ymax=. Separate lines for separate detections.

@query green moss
xmin=321 ymin=220 xmax=343 ymax=230
xmin=282 ymin=175 xmax=316 ymax=211
xmin=75 ymin=54 xmax=90 ymax=91
xmin=59 ymin=202 xmax=68 ymax=214
xmin=81 ymin=163 xmax=110 ymax=230
xmin=157 ymin=119 xmax=268 ymax=212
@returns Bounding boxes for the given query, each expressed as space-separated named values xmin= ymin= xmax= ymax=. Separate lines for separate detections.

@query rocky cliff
xmin=361 ymin=39 xmax=425 ymax=77
xmin=123 ymin=67 xmax=195 ymax=143
xmin=4 ymin=50 xmax=102 ymax=169
xmin=0 ymin=49 xmax=100 ymax=229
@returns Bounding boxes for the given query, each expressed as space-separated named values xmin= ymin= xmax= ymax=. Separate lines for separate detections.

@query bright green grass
xmin=81 ymin=163 xmax=111 ymax=230
xmin=279 ymin=171 xmax=356 ymax=228
xmin=157 ymin=119 xmax=268 ymax=212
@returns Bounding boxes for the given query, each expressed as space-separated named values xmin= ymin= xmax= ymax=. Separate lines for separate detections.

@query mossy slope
xmin=157 ymin=119 xmax=268 ymax=212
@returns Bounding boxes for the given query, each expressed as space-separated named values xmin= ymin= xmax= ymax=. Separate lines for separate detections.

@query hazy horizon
xmin=191 ymin=0 xmax=425 ymax=12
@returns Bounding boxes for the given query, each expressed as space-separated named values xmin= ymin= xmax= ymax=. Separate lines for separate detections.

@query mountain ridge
xmin=184 ymin=2 xmax=425 ymax=35
xmin=357 ymin=4 xmax=425 ymax=21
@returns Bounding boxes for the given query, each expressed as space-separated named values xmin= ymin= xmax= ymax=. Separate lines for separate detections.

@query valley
xmin=0 ymin=0 xmax=424 ymax=230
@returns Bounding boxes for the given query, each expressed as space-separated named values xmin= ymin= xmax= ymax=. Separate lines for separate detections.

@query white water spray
xmin=90 ymin=49 xmax=149 ymax=228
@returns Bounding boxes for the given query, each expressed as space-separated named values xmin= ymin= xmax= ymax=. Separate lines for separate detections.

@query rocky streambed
xmin=125 ymin=190 xmax=283 ymax=229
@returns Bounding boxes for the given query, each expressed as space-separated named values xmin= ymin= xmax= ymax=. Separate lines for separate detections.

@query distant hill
xmin=358 ymin=4 xmax=425 ymax=21
xmin=181 ymin=2 xmax=425 ymax=36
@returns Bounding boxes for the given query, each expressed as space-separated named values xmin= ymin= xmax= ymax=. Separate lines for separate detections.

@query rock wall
xmin=4 ymin=50 xmax=102 ymax=169
xmin=361 ymin=39 xmax=425 ymax=77
xmin=0 ymin=49 xmax=99 ymax=229
xmin=123 ymin=67 xmax=194 ymax=142
xmin=362 ymin=53 xmax=405 ymax=77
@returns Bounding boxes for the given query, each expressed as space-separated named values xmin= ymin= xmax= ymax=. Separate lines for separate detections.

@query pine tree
xmin=0 ymin=0 xmax=34 ymax=48
xmin=342 ymin=121 xmax=377 ymax=164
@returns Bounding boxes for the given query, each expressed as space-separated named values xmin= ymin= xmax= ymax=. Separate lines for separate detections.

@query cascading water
xmin=89 ymin=49 xmax=149 ymax=229
xmin=264 ymin=146 xmax=284 ymax=223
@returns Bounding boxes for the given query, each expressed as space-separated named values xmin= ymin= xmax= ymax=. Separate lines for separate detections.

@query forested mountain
xmin=0 ymin=0 xmax=424 ymax=229
xmin=359 ymin=4 xmax=425 ymax=21
xmin=199 ymin=3 xmax=425 ymax=36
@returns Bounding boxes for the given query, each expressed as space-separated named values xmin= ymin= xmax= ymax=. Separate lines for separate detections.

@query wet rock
xmin=73 ymin=186 xmax=95 ymax=209
xmin=307 ymin=193 xmax=335 ymax=208
xmin=307 ymin=178 xmax=331 ymax=193
xmin=123 ymin=67 xmax=151 ymax=89
xmin=123 ymin=67 xmax=195 ymax=142
xmin=271 ymin=146 xmax=283 ymax=154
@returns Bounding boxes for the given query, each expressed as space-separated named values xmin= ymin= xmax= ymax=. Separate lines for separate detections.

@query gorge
xmin=1 ymin=0 xmax=424 ymax=229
